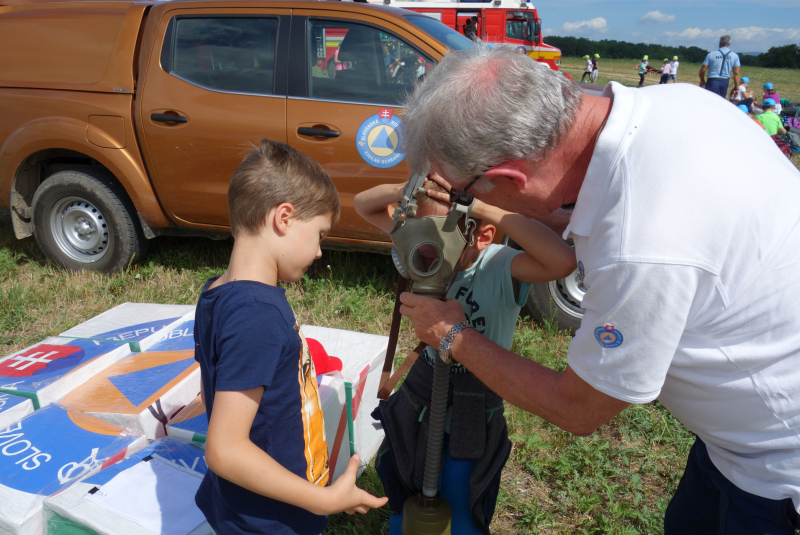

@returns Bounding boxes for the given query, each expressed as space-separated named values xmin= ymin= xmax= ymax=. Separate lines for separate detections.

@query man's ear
xmin=483 ymin=160 xmax=529 ymax=191
xmin=473 ymin=223 xmax=496 ymax=251
xmin=271 ymin=203 xmax=295 ymax=236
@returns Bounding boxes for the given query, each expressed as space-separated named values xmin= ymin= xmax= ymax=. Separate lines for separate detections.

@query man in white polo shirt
xmin=398 ymin=45 xmax=800 ymax=534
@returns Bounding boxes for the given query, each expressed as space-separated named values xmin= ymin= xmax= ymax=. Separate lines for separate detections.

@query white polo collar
xmin=563 ymin=82 xmax=641 ymax=239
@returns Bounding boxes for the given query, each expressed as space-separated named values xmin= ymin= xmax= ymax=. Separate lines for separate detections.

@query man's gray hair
xmin=719 ymin=35 xmax=731 ymax=47
xmin=402 ymin=44 xmax=583 ymax=189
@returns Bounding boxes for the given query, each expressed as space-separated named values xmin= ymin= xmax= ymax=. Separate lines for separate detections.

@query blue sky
xmin=537 ymin=0 xmax=800 ymax=53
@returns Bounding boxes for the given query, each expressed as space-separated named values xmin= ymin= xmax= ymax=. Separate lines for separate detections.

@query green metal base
xmin=401 ymin=493 xmax=452 ymax=535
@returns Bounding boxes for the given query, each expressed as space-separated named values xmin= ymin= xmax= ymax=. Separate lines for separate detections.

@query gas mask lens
xmin=410 ymin=242 xmax=443 ymax=276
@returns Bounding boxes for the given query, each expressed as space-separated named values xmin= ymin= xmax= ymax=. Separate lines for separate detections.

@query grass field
xmin=561 ymin=56 xmax=800 ymax=104
xmin=1 ymin=207 xmax=695 ymax=534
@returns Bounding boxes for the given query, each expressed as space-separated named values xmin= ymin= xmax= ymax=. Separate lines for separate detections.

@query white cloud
xmin=562 ymin=17 xmax=608 ymax=35
xmin=638 ymin=11 xmax=676 ymax=25
xmin=662 ymin=26 xmax=800 ymax=52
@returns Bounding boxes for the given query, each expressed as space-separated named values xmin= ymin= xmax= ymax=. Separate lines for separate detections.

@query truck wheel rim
xmin=49 ymin=196 xmax=109 ymax=263
xmin=548 ymin=268 xmax=585 ymax=319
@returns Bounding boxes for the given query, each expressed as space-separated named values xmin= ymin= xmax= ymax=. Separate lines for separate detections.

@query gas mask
xmin=389 ymin=173 xmax=476 ymax=299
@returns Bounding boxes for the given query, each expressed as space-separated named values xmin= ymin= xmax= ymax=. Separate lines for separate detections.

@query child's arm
xmin=206 ymin=388 xmax=388 ymax=516
xmin=353 ymin=183 xmax=406 ymax=234
xmin=475 ymin=201 xmax=577 ymax=283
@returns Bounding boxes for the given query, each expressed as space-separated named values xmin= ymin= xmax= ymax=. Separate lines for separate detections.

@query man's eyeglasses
xmin=449 ymin=174 xmax=482 ymax=205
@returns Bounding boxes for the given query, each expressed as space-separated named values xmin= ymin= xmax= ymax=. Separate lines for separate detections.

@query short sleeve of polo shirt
xmin=567 ymin=261 xmax=718 ymax=404
xmin=214 ymin=302 xmax=290 ymax=392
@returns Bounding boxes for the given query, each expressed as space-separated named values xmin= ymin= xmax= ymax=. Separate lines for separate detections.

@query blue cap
xmin=737 ymin=104 xmax=749 ymax=113
xmin=741 ymin=77 xmax=749 ymax=83
xmin=763 ymin=82 xmax=773 ymax=89
xmin=763 ymin=98 xmax=776 ymax=107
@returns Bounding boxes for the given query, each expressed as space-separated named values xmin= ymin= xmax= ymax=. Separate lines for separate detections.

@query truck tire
xmin=31 ymin=170 xmax=147 ymax=273
xmin=525 ymin=267 xmax=586 ymax=333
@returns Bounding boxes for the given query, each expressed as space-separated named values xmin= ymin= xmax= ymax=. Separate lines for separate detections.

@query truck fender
xmin=1 ymin=117 xmax=170 ymax=238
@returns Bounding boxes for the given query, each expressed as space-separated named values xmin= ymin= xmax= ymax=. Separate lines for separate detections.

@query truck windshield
xmin=404 ymin=15 xmax=474 ymax=51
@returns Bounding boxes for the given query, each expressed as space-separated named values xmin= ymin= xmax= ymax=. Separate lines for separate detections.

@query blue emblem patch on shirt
xmin=578 ymin=261 xmax=585 ymax=284
xmin=594 ymin=324 xmax=623 ymax=348
xmin=356 ymin=108 xmax=405 ymax=169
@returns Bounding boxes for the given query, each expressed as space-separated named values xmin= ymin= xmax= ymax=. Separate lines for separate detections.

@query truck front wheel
xmin=525 ymin=267 xmax=586 ymax=333
xmin=31 ymin=170 xmax=146 ymax=273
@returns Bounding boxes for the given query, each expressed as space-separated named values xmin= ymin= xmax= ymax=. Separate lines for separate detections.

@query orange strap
xmin=377 ymin=341 xmax=426 ymax=401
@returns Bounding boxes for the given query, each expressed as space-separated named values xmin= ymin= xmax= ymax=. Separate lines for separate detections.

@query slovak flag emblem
xmin=594 ymin=325 xmax=624 ymax=348
xmin=378 ymin=108 xmax=393 ymax=121
xmin=0 ymin=344 xmax=84 ymax=377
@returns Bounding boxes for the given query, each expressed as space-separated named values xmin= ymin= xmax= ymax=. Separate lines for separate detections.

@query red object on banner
xmin=306 ymin=338 xmax=343 ymax=375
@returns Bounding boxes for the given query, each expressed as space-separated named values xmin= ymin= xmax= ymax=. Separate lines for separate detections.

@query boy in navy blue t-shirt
xmin=194 ymin=139 xmax=387 ymax=535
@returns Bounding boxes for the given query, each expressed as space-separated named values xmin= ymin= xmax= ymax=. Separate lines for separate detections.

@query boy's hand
xmin=425 ymin=172 xmax=504 ymax=222
xmin=426 ymin=171 xmax=452 ymax=192
xmin=324 ymin=455 xmax=388 ymax=515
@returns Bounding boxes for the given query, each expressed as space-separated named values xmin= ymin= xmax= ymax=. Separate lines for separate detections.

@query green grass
xmin=0 ymin=207 xmax=696 ymax=534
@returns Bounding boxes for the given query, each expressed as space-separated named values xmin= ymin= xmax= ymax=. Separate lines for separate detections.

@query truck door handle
xmin=297 ymin=127 xmax=340 ymax=138
xmin=151 ymin=113 xmax=188 ymax=124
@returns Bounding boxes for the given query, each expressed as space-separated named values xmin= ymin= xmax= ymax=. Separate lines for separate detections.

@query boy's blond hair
xmin=228 ymin=139 xmax=341 ymax=237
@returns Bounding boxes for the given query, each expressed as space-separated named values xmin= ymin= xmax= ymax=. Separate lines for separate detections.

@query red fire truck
xmin=367 ymin=0 xmax=563 ymax=71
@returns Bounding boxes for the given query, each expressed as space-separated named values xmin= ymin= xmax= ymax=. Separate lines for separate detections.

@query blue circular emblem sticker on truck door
xmin=356 ymin=108 xmax=405 ymax=168
xmin=594 ymin=324 xmax=623 ymax=348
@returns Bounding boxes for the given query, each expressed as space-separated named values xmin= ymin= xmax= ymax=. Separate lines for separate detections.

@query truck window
xmin=165 ymin=17 xmax=279 ymax=95
xmin=307 ymin=20 xmax=432 ymax=106
xmin=505 ymin=12 xmax=536 ymax=42
xmin=403 ymin=15 xmax=474 ymax=51
xmin=506 ymin=19 xmax=526 ymax=40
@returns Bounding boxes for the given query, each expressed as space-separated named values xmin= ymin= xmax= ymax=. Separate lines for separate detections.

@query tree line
xmin=739 ymin=44 xmax=800 ymax=69
xmin=546 ymin=36 xmax=800 ymax=69
xmin=545 ymin=36 xmax=707 ymax=63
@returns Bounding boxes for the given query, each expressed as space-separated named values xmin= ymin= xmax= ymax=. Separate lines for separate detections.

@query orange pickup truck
xmin=0 ymin=0 xmax=584 ymax=330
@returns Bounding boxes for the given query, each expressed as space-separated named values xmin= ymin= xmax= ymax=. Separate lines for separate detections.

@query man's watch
xmin=438 ymin=321 xmax=472 ymax=363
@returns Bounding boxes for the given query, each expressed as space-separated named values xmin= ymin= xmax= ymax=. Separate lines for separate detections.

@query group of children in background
xmin=729 ymin=79 xmax=787 ymax=134
xmin=634 ymin=55 xmax=679 ymax=87
xmin=731 ymin=80 xmax=796 ymax=157
xmin=191 ymin=138 xmax=576 ymax=535
xmin=730 ymin=79 xmax=798 ymax=157
xmin=580 ymin=53 xmax=600 ymax=83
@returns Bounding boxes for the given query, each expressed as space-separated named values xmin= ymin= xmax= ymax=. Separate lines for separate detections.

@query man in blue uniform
xmin=699 ymin=35 xmax=740 ymax=98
